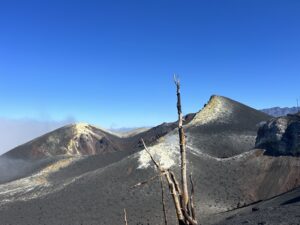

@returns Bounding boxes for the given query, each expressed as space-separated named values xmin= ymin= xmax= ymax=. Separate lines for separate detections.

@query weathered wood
xmin=132 ymin=77 xmax=199 ymax=225
xmin=141 ymin=138 xmax=161 ymax=170
xmin=141 ymin=138 xmax=184 ymax=222
xmin=131 ymin=173 xmax=165 ymax=189
xmin=189 ymin=174 xmax=196 ymax=221
xmin=169 ymin=171 xmax=182 ymax=195
xmin=124 ymin=208 xmax=128 ymax=225
xmin=174 ymin=75 xmax=189 ymax=210
xmin=165 ymin=171 xmax=185 ymax=221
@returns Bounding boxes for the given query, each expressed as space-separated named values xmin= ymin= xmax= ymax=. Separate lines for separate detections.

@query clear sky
xmin=0 ymin=0 xmax=300 ymax=128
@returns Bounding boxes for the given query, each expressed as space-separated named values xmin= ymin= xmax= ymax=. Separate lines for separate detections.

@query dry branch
xmin=165 ymin=171 xmax=185 ymax=221
xmin=124 ymin=208 xmax=128 ymax=225
xmin=160 ymin=175 xmax=168 ymax=225
xmin=141 ymin=138 xmax=162 ymax=170
xmin=189 ymin=174 xmax=196 ymax=221
xmin=169 ymin=171 xmax=182 ymax=195
xmin=141 ymin=138 xmax=185 ymax=222
xmin=131 ymin=173 xmax=165 ymax=189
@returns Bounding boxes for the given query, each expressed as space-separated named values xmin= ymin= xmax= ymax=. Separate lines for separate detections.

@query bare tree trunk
xmin=164 ymin=172 xmax=185 ymax=222
xmin=133 ymin=78 xmax=198 ymax=225
xmin=174 ymin=75 xmax=189 ymax=210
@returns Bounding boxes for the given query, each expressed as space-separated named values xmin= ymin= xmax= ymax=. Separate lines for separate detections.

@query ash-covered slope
xmin=0 ymin=145 xmax=299 ymax=225
xmin=2 ymin=95 xmax=267 ymax=161
xmin=2 ymin=123 xmax=124 ymax=160
xmin=0 ymin=123 xmax=126 ymax=184
xmin=0 ymin=95 xmax=298 ymax=225
xmin=3 ymin=114 xmax=196 ymax=161
xmin=0 ymin=116 xmax=195 ymax=183
xmin=186 ymin=95 xmax=271 ymax=157
xmin=212 ymin=187 xmax=300 ymax=225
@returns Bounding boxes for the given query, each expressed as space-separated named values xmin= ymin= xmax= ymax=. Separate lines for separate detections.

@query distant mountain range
xmin=261 ymin=107 xmax=299 ymax=117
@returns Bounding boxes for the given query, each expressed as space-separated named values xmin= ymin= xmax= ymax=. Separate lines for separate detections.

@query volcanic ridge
xmin=0 ymin=95 xmax=299 ymax=225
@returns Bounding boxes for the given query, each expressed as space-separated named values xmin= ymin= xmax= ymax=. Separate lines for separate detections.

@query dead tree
xmin=175 ymin=75 xmax=189 ymax=214
xmin=133 ymin=76 xmax=198 ymax=225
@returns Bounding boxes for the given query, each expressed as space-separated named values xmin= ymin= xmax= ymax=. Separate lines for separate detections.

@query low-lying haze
xmin=0 ymin=117 xmax=75 ymax=154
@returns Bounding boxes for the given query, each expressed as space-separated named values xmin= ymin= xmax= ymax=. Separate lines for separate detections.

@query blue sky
xmin=0 ymin=0 xmax=300 ymax=128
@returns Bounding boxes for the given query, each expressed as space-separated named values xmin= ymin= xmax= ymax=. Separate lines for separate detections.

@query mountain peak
xmin=70 ymin=122 xmax=95 ymax=136
xmin=66 ymin=123 xmax=98 ymax=155
xmin=3 ymin=122 xmax=119 ymax=159
xmin=189 ymin=95 xmax=271 ymax=127
xmin=189 ymin=95 xmax=234 ymax=126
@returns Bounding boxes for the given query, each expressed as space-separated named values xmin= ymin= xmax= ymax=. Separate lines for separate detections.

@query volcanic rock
xmin=256 ymin=113 xmax=300 ymax=156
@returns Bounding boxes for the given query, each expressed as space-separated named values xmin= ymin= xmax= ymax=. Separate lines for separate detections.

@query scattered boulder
xmin=255 ymin=112 xmax=300 ymax=156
